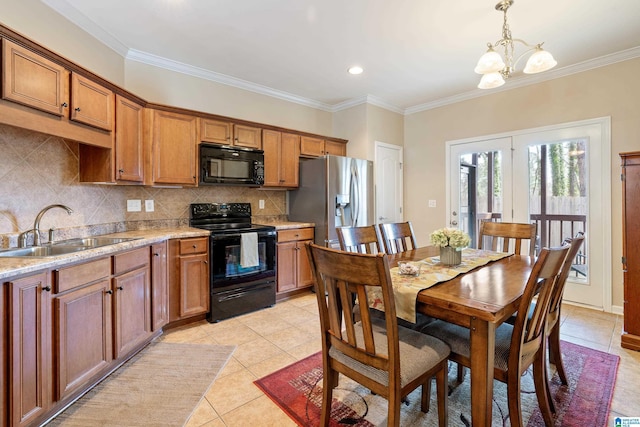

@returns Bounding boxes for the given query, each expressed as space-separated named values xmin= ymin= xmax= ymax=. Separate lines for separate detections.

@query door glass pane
xmin=528 ymin=139 xmax=588 ymax=280
xmin=460 ymin=151 xmax=503 ymax=248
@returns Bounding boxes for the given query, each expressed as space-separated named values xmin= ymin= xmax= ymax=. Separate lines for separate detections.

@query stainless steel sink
xmin=0 ymin=245 xmax=91 ymax=257
xmin=54 ymin=237 xmax=140 ymax=247
xmin=0 ymin=236 xmax=141 ymax=258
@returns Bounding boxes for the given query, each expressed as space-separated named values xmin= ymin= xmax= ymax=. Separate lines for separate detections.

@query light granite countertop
xmin=259 ymin=221 xmax=315 ymax=230
xmin=0 ymin=227 xmax=210 ymax=281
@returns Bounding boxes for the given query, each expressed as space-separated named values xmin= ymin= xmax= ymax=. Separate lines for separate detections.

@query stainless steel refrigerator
xmin=289 ymin=155 xmax=374 ymax=248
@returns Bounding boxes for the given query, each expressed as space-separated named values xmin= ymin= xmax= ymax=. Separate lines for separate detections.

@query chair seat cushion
xmin=422 ymin=320 xmax=518 ymax=371
xmin=329 ymin=322 xmax=450 ymax=388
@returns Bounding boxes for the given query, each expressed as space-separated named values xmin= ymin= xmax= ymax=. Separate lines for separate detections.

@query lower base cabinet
xmin=168 ymin=238 xmax=209 ymax=322
xmin=8 ymin=272 xmax=52 ymax=427
xmin=276 ymin=228 xmax=314 ymax=295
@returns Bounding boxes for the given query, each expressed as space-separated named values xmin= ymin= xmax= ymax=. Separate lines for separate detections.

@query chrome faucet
xmin=32 ymin=204 xmax=73 ymax=246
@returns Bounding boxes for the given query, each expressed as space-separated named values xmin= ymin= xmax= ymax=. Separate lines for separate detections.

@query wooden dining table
xmin=387 ymin=246 xmax=535 ymax=427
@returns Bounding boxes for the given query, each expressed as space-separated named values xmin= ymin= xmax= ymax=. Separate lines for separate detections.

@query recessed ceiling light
xmin=348 ymin=66 xmax=363 ymax=75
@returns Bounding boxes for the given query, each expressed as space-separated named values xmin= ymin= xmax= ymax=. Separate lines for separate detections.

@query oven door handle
xmin=211 ymin=231 xmax=275 ymax=240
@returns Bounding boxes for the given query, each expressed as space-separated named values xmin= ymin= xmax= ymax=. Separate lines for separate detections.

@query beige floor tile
xmin=233 ymin=336 xmax=287 ymax=366
xmin=220 ymin=395 xmax=298 ymax=427
xmin=561 ymin=318 xmax=616 ymax=347
xmin=243 ymin=314 xmax=295 ymax=336
xmin=185 ymin=398 xmax=220 ymax=427
xmin=287 ymin=336 xmax=323 ymax=360
xmin=247 ymin=352 xmax=298 ymax=379
xmin=264 ymin=325 xmax=317 ymax=351
xmin=559 ymin=333 xmax=610 ymax=353
xmin=217 ymin=356 xmax=246 ymax=379
xmin=205 ymin=322 xmax=261 ymax=346
xmin=205 ymin=368 xmax=262 ymax=415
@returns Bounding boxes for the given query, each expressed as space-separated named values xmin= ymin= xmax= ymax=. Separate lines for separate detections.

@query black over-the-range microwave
xmin=199 ymin=143 xmax=265 ymax=186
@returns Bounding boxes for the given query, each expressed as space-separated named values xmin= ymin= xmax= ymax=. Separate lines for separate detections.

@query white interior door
xmin=375 ymin=141 xmax=403 ymax=224
xmin=447 ymin=118 xmax=610 ymax=310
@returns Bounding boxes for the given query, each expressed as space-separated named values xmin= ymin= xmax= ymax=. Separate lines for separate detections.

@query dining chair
xmin=478 ymin=221 xmax=537 ymax=256
xmin=544 ymin=232 xmax=585 ymax=405
xmin=422 ymin=244 xmax=570 ymax=427
xmin=336 ymin=225 xmax=385 ymax=254
xmin=379 ymin=221 xmax=417 ymax=254
xmin=307 ymin=243 xmax=450 ymax=427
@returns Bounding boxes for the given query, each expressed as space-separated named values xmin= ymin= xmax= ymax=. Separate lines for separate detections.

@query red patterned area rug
xmin=255 ymin=341 xmax=618 ymax=426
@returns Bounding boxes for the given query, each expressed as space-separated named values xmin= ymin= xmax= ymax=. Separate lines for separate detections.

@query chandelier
xmin=475 ymin=0 xmax=557 ymax=89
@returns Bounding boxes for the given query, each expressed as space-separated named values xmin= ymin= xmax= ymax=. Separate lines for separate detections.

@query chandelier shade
xmin=523 ymin=47 xmax=558 ymax=74
xmin=475 ymin=0 xmax=556 ymax=89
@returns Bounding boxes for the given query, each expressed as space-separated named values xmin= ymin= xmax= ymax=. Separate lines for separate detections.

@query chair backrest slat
xmin=337 ymin=225 xmax=385 ymax=254
xmin=479 ymin=221 xmax=537 ymax=256
xmin=510 ymin=244 xmax=569 ymax=370
xmin=379 ymin=222 xmax=417 ymax=254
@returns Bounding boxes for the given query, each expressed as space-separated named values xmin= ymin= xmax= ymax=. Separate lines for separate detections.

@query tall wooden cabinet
xmin=621 ymin=152 xmax=640 ymax=351
xmin=263 ymin=129 xmax=299 ymax=187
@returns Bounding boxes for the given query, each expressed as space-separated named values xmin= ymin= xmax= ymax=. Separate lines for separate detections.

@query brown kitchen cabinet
xmin=53 ymin=258 xmax=113 ymax=401
xmin=263 ymin=129 xmax=299 ymax=187
xmin=146 ymin=109 xmax=198 ymax=186
xmin=8 ymin=272 xmax=52 ymax=427
xmin=201 ymin=118 xmax=262 ymax=149
xmin=276 ymin=228 xmax=314 ymax=295
xmin=2 ymin=40 xmax=113 ymax=132
xmin=300 ymin=135 xmax=346 ymax=157
xmin=168 ymin=237 xmax=209 ymax=322
xmin=151 ymin=242 xmax=169 ymax=331
xmin=69 ymin=72 xmax=114 ymax=131
xmin=621 ymin=152 xmax=640 ymax=350
xmin=112 ymin=247 xmax=152 ymax=359
xmin=114 ymin=94 xmax=144 ymax=183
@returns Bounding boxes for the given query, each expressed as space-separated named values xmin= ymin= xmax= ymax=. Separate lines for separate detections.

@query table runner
xmin=368 ymin=248 xmax=513 ymax=323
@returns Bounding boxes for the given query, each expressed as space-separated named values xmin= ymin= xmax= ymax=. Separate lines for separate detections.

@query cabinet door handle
xmin=118 ymin=169 xmax=124 ymax=174
xmin=75 ymin=107 xmax=81 ymax=112
xmin=154 ymin=252 xmax=160 ymax=257
xmin=117 ymin=286 xmax=124 ymax=291
xmin=204 ymin=260 xmax=208 ymax=265
xmin=42 ymin=286 xmax=51 ymax=292
xmin=106 ymin=290 xmax=113 ymax=295
xmin=61 ymin=102 xmax=68 ymax=108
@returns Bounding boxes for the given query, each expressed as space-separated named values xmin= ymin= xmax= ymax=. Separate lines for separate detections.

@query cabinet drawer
xmin=179 ymin=237 xmax=208 ymax=255
xmin=277 ymin=228 xmax=314 ymax=243
xmin=113 ymin=246 xmax=149 ymax=275
xmin=55 ymin=257 xmax=111 ymax=293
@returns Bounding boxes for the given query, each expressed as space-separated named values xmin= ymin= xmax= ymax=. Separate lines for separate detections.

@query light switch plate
xmin=145 ymin=200 xmax=154 ymax=212
xmin=127 ymin=199 xmax=141 ymax=212
xmin=259 ymin=199 xmax=265 ymax=209
xmin=428 ymin=200 xmax=437 ymax=208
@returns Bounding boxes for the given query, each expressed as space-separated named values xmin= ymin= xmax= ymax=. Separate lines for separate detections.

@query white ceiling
xmin=42 ymin=0 xmax=640 ymax=114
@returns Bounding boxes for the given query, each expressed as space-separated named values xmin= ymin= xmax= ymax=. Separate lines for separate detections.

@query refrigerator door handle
xmin=351 ymin=161 xmax=360 ymax=226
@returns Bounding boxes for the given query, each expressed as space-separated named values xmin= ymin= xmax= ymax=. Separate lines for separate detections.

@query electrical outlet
xmin=145 ymin=200 xmax=154 ymax=212
xmin=259 ymin=199 xmax=265 ymax=209
xmin=127 ymin=200 xmax=142 ymax=212
xmin=428 ymin=200 xmax=437 ymax=208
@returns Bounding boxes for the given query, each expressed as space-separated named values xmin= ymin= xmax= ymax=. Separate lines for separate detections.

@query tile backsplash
xmin=0 ymin=124 xmax=286 ymax=247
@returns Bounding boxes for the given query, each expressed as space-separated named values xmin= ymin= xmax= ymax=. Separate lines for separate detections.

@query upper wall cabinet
xmin=0 ymin=38 xmax=113 ymax=148
xmin=146 ymin=109 xmax=198 ymax=186
xmin=1 ymin=38 xmax=68 ymax=116
xmin=115 ymin=95 xmax=144 ymax=183
xmin=300 ymin=135 xmax=346 ymax=157
xmin=201 ymin=118 xmax=262 ymax=149
xmin=263 ymin=129 xmax=299 ymax=188
xmin=70 ymin=72 xmax=113 ymax=131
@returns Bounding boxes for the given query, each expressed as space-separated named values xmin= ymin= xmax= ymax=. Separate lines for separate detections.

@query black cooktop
xmin=189 ymin=203 xmax=275 ymax=234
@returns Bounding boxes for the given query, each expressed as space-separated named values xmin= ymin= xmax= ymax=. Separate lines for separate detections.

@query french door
xmin=447 ymin=118 xmax=611 ymax=310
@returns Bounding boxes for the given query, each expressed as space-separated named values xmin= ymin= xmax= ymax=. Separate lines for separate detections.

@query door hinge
xmin=622 ymin=256 xmax=626 ymax=264
xmin=399 ymin=162 xmax=403 ymax=170
xmin=621 ymin=173 xmax=625 ymax=181
xmin=399 ymin=207 xmax=402 ymax=214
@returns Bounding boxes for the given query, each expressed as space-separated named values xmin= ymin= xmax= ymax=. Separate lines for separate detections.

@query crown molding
xmin=404 ymin=46 xmax=640 ymax=115
xmin=126 ymin=50 xmax=334 ymax=112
